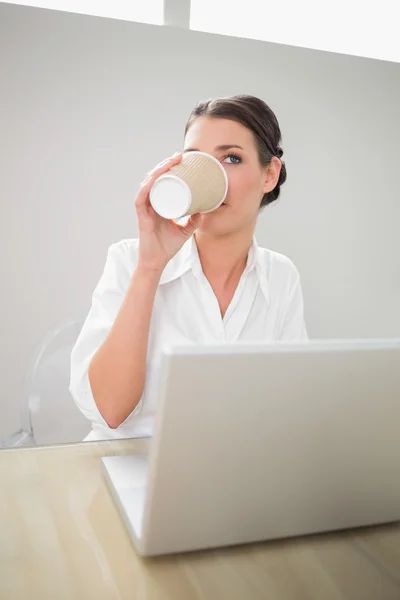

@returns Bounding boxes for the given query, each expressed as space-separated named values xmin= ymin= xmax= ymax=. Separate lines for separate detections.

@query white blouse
xmin=70 ymin=236 xmax=308 ymax=441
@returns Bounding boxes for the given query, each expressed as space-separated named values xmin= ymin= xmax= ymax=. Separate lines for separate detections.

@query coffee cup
xmin=149 ymin=151 xmax=228 ymax=220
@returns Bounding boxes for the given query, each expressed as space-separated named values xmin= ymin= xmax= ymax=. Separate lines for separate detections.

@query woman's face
xmin=183 ymin=116 xmax=280 ymax=236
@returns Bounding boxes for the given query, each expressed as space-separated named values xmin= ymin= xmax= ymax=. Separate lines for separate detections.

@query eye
xmin=222 ymin=153 xmax=242 ymax=165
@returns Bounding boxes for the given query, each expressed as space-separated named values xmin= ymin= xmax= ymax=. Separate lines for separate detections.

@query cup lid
xmin=149 ymin=175 xmax=192 ymax=220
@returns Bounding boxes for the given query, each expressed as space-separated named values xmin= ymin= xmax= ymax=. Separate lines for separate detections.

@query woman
xmin=70 ymin=94 xmax=308 ymax=441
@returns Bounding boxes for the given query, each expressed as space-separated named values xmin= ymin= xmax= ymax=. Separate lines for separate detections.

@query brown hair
xmin=185 ymin=94 xmax=287 ymax=208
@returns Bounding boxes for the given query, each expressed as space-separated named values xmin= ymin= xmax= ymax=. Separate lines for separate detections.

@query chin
xmin=196 ymin=209 xmax=236 ymax=236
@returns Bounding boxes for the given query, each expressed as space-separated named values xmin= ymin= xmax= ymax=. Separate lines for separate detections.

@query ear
xmin=262 ymin=157 xmax=282 ymax=195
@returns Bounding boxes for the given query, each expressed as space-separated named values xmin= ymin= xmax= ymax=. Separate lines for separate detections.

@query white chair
xmin=1 ymin=317 xmax=91 ymax=447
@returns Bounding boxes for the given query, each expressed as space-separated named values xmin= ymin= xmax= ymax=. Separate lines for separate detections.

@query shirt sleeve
xmin=69 ymin=240 xmax=141 ymax=428
xmin=278 ymin=265 xmax=308 ymax=341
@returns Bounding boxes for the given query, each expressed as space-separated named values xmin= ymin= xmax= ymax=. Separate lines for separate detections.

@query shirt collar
xmin=159 ymin=235 xmax=270 ymax=305
xmin=159 ymin=236 xmax=195 ymax=285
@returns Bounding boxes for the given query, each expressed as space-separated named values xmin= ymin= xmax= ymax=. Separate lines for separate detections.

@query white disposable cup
xmin=149 ymin=151 xmax=228 ymax=220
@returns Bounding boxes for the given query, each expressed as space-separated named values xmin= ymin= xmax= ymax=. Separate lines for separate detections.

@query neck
xmin=194 ymin=228 xmax=255 ymax=287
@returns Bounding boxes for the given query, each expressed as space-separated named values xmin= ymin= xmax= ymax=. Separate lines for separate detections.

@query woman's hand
xmin=135 ymin=153 xmax=201 ymax=272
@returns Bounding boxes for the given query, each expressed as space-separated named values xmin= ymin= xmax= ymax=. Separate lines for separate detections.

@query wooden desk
xmin=1 ymin=440 xmax=400 ymax=600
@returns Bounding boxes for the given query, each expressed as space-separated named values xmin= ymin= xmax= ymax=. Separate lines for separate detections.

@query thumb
xmin=180 ymin=213 xmax=202 ymax=238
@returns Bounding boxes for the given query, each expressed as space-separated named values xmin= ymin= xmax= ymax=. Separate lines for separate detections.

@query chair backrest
xmin=25 ymin=317 xmax=91 ymax=445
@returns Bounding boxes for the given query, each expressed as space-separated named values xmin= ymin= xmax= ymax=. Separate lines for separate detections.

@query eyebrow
xmin=184 ymin=144 xmax=244 ymax=152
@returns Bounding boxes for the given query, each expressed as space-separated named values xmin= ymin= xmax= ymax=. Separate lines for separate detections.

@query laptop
xmin=101 ymin=339 xmax=400 ymax=557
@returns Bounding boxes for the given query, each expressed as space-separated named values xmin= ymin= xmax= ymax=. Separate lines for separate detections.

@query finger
xmin=143 ymin=156 xmax=175 ymax=182
xmin=179 ymin=213 xmax=202 ymax=238
xmin=141 ymin=152 xmax=182 ymax=186
xmin=149 ymin=152 xmax=182 ymax=177
xmin=136 ymin=153 xmax=183 ymax=207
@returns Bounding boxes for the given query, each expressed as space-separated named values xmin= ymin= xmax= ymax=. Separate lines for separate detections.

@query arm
xmin=88 ymin=265 xmax=162 ymax=428
xmin=69 ymin=241 xmax=154 ymax=431
xmin=70 ymin=153 xmax=200 ymax=431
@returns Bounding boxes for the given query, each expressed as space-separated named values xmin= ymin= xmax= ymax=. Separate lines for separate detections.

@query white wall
xmin=0 ymin=0 xmax=165 ymax=25
xmin=190 ymin=0 xmax=400 ymax=64
xmin=0 ymin=3 xmax=399 ymax=440
xmin=3 ymin=0 xmax=400 ymax=63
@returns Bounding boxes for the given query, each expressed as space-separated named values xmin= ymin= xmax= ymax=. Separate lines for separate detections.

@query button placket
xmin=225 ymin=270 xmax=259 ymax=343
xmin=196 ymin=270 xmax=226 ymax=341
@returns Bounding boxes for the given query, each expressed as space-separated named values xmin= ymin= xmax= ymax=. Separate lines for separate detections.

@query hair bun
xmin=275 ymin=147 xmax=283 ymax=159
